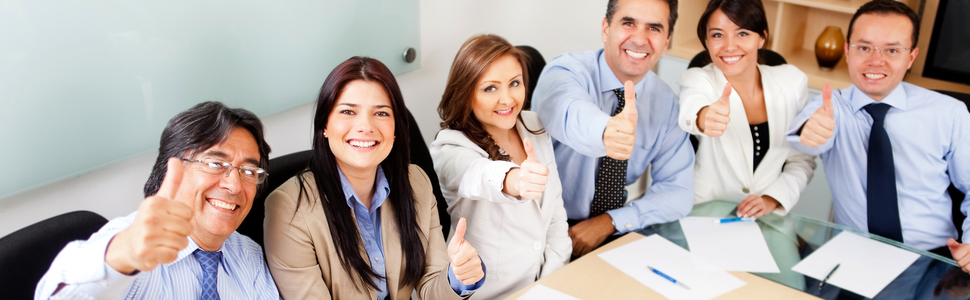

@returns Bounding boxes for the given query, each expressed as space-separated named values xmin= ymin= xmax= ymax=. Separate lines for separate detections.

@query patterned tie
xmin=864 ymin=103 xmax=903 ymax=243
xmin=193 ymin=249 xmax=222 ymax=300
xmin=590 ymin=88 xmax=630 ymax=217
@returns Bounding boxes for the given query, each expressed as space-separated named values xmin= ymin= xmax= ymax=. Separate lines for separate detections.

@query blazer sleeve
xmin=678 ymin=67 xmax=718 ymax=136
xmin=763 ymin=68 xmax=817 ymax=215
xmin=263 ymin=178 xmax=332 ymax=300
xmin=430 ymin=130 xmax=525 ymax=204
xmin=411 ymin=165 xmax=470 ymax=300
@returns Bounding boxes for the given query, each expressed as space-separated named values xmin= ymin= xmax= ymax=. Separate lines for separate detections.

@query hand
xmin=799 ymin=83 xmax=836 ymax=148
xmin=568 ymin=214 xmax=616 ymax=257
xmin=948 ymin=238 xmax=970 ymax=273
xmin=448 ymin=218 xmax=484 ymax=285
xmin=512 ymin=138 xmax=549 ymax=200
xmin=737 ymin=194 xmax=780 ymax=218
xmin=603 ymin=81 xmax=638 ymax=160
xmin=696 ymin=83 xmax=732 ymax=137
xmin=106 ymin=158 xmax=193 ymax=274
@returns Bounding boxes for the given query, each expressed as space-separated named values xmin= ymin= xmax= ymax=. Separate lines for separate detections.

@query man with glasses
xmin=36 ymin=101 xmax=280 ymax=299
xmin=787 ymin=0 xmax=970 ymax=272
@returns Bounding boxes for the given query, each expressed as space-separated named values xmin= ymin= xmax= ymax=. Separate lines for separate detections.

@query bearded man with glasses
xmin=35 ymin=101 xmax=281 ymax=299
xmin=786 ymin=0 xmax=970 ymax=276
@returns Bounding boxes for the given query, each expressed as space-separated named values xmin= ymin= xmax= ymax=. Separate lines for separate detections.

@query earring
xmin=323 ymin=131 xmax=328 ymax=138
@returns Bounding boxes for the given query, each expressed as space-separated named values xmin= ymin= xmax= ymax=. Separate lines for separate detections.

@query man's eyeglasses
xmin=849 ymin=44 xmax=911 ymax=59
xmin=179 ymin=157 xmax=267 ymax=185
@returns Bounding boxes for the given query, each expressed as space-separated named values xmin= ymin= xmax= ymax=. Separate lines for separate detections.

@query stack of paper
xmin=598 ymin=234 xmax=746 ymax=300
xmin=679 ymin=216 xmax=780 ymax=273
xmin=791 ymin=232 xmax=921 ymax=298
xmin=516 ymin=284 xmax=581 ymax=300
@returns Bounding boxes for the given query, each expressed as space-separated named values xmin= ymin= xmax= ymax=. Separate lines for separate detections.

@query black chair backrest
xmin=685 ymin=49 xmax=788 ymax=152
xmin=238 ymin=108 xmax=450 ymax=246
xmin=516 ymin=45 xmax=546 ymax=111
xmin=0 ymin=211 xmax=108 ymax=300
xmin=936 ymin=90 xmax=970 ymax=242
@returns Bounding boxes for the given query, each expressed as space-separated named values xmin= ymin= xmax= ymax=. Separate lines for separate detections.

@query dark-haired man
xmin=533 ymin=0 xmax=694 ymax=257
xmin=787 ymin=0 xmax=970 ymax=271
xmin=36 ymin=102 xmax=280 ymax=299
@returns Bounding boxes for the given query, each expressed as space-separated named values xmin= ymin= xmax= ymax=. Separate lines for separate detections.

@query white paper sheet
xmin=679 ymin=217 xmax=780 ymax=273
xmin=598 ymin=234 xmax=747 ymax=300
xmin=791 ymin=231 xmax=921 ymax=298
xmin=516 ymin=284 xmax=581 ymax=300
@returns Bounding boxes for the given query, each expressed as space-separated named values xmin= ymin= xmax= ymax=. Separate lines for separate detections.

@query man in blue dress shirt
xmin=35 ymin=101 xmax=280 ymax=299
xmin=533 ymin=0 xmax=695 ymax=257
xmin=787 ymin=0 xmax=970 ymax=272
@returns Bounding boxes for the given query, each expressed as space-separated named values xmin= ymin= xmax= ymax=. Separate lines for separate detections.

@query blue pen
xmin=647 ymin=266 xmax=691 ymax=290
xmin=713 ymin=217 xmax=755 ymax=224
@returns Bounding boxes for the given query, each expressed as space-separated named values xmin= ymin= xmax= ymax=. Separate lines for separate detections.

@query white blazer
xmin=678 ymin=64 xmax=816 ymax=215
xmin=430 ymin=111 xmax=571 ymax=299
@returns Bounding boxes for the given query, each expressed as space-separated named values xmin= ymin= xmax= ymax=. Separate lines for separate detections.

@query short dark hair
xmin=143 ymin=101 xmax=271 ymax=197
xmin=607 ymin=0 xmax=680 ymax=37
xmin=847 ymin=0 xmax=920 ymax=48
xmin=696 ymin=0 xmax=769 ymax=50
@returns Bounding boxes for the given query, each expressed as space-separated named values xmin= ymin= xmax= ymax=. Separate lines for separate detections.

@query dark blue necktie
xmin=193 ymin=249 xmax=222 ymax=300
xmin=590 ymin=88 xmax=629 ymax=217
xmin=864 ymin=103 xmax=903 ymax=243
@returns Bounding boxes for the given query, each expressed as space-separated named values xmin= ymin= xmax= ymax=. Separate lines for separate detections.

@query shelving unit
xmin=668 ymin=0 xmax=970 ymax=94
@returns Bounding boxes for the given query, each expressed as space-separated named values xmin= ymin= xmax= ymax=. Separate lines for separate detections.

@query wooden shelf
xmin=772 ymin=0 xmax=870 ymax=14
xmin=779 ymin=48 xmax=854 ymax=89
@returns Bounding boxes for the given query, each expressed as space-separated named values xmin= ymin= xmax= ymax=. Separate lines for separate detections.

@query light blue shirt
xmin=532 ymin=49 xmax=695 ymax=233
xmin=337 ymin=166 xmax=483 ymax=298
xmin=786 ymin=83 xmax=970 ymax=250
xmin=34 ymin=212 xmax=280 ymax=300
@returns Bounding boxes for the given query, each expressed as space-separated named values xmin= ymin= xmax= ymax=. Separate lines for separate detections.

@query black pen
xmin=818 ymin=263 xmax=840 ymax=290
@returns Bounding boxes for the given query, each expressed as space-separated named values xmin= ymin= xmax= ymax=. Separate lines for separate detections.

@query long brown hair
xmin=438 ymin=34 xmax=543 ymax=161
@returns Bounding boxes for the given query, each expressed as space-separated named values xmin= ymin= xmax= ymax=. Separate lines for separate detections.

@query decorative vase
xmin=815 ymin=26 xmax=845 ymax=70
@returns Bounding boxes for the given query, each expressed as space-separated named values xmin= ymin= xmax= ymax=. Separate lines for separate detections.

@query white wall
xmin=0 ymin=0 xmax=607 ymax=237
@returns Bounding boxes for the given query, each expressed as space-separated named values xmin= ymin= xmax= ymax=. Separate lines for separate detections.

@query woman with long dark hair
xmin=431 ymin=34 xmax=571 ymax=299
xmin=264 ymin=57 xmax=485 ymax=299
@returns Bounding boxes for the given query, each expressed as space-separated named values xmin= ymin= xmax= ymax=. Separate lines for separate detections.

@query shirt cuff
xmin=486 ymin=161 xmax=520 ymax=193
xmin=447 ymin=258 xmax=486 ymax=297
xmin=606 ymin=207 xmax=638 ymax=234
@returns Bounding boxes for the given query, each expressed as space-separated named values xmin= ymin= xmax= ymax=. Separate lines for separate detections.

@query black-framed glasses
xmin=179 ymin=157 xmax=267 ymax=185
xmin=849 ymin=44 xmax=912 ymax=59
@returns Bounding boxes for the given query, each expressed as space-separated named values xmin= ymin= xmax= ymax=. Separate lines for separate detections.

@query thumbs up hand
xmin=106 ymin=158 xmax=194 ymax=274
xmin=448 ymin=218 xmax=485 ymax=285
xmin=799 ymin=83 xmax=836 ymax=148
xmin=511 ymin=138 xmax=550 ymax=200
xmin=603 ymin=80 xmax=639 ymax=160
xmin=697 ymin=83 xmax=733 ymax=137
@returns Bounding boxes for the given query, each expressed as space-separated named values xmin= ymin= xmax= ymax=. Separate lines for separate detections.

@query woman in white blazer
xmin=430 ymin=34 xmax=571 ymax=299
xmin=677 ymin=0 xmax=815 ymax=289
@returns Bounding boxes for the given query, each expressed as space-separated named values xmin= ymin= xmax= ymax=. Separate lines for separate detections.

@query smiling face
xmin=471 ymin=54 xmax=526 ymax=135
xmin=178 ymin=127 xmax=261 ymax=247
xmin=602 ymin=0 xmax=671 ymax=84
xmin=324 ymin=80 xmax=395 ymax=176
xmin=706 ymin=9 xmax=765 ymax=78
xmin=845 ymin=13 xmax=918 ymax=101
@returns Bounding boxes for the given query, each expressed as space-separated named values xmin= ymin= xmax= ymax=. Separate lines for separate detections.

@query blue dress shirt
xmin=337 ymin=166 xmax=483 ymax=297
xmin=532 ymin=49 xmax=695 ymax=233
xmin=34 ymin=212 xmax=280 ymax=300
xmin=786 ymin=83 xmax=970 ymax=250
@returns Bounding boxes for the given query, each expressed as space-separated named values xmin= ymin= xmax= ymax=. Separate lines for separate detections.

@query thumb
xmin=719 ymin=82 xmax=733 ymax=106
xmin=156 ymin=157 xmax=184 ymax=200
xmin=450 ymin=218 xmax=467 ymax=248
xmin=948 ymin=238 xmax=961 ymax=251
xmin=622 ymin=80 xmax=638 ymax=121
xmin=523 ymin=138 xmax=538 ymax=162
xmin=822 ymin=83 xmax=833 ymax=115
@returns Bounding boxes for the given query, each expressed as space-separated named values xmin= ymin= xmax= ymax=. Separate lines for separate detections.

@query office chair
xmin=0 ymin=210 xmax=108 ymax=300
xmin=237 ymin=108 xmax=450 ymax=246
xmin=935 ymin=90 xmax=970 ymax=242
xmin=516 ymin=45 xmax=546 ymax=111
xmin=685 ymin=49 xmax=789 ymax=153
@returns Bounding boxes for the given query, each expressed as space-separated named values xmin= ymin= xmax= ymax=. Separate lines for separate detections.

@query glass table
xmin=635 ymin=201 xmax=970 ymax=300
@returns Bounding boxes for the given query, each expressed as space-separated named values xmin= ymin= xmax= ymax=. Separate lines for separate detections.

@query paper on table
xmin=791 ymin=231 xmax=920 ymax=298
xmin=516 ymin=284 xmax=580 ymax=300
xmin=598 ymin=234 xmax=746 ymax=300
xmin=679 ymin=216 xmax=780 ymax=273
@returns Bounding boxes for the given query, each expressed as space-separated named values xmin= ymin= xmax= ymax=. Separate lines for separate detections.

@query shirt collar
xmin=338 ymin=165 xmax=390 ymax=214
xmin=598 ymin=51 xmax=625 ymax=93
xmin=173 ymin=236 xmax=228 ymax=272
xmin=850 ymin=83 xmax=908 ymax=112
